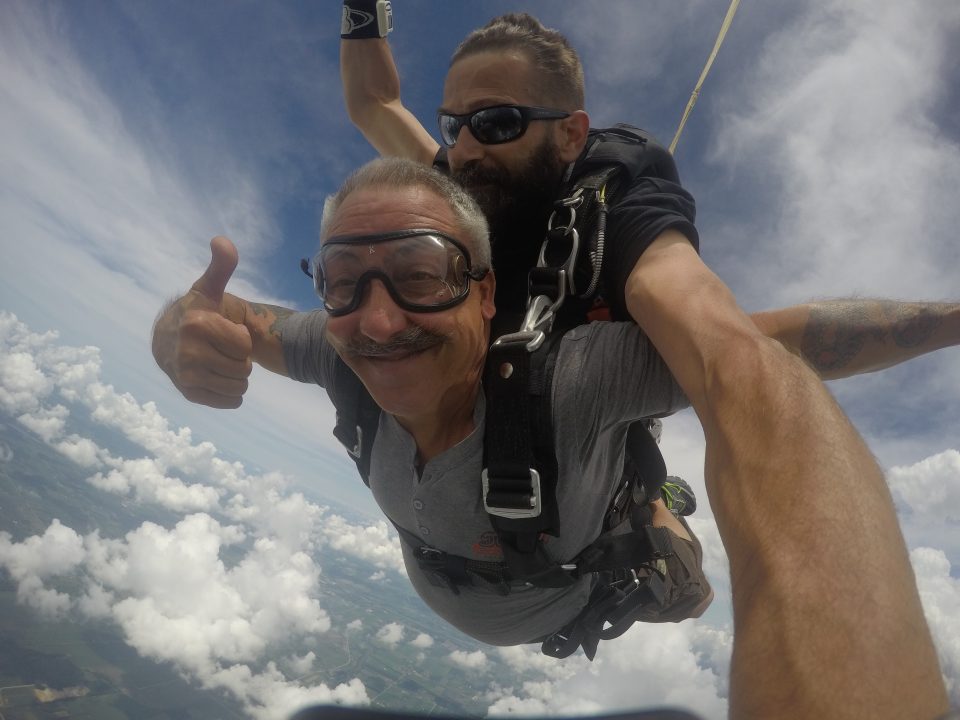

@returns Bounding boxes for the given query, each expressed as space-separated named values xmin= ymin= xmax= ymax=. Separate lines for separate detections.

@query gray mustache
xmin=344 ymin=326 xmax=448 ymax=357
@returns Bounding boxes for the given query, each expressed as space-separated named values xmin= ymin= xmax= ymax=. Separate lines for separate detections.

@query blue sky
xmin=2 ymin=1 xmax=960 ymax=717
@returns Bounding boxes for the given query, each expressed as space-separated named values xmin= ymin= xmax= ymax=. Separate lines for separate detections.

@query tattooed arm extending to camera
xmin=754 ymin=300 xmax=960 ymax=379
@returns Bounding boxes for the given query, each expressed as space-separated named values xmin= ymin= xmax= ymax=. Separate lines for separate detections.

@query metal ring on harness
xmin=541 ymin=188 xmax=582 ymax=299
xmin=536 ymin=229 xmax=579 ymax=297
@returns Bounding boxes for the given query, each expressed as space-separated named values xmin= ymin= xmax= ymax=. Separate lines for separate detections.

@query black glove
xmin=341 ymin=0 xmax=393 ymax=39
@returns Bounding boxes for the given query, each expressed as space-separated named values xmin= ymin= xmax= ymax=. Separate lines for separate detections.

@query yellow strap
xmin=668 ymin=0 xmax=741 ymax=155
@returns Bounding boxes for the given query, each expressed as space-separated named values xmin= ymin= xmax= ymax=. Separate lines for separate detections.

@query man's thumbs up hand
xmin=152 ymin=236 xmax=254 ymax=409
xmin=190 ymin=235 xmax=240 ymax=307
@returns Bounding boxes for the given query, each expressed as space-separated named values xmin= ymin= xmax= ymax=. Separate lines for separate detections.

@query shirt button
xmin=419 ymin=526 xmax=430 ymax=536
xmin=413 ymin=500 xmax=424 ymax=510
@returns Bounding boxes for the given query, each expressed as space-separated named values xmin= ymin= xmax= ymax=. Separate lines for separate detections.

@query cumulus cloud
xmin=0 ymin=349 xmax=53 ymax=414
xmin=346 ymin=619 xmax=363 ymax=631
xmin=0 ymin=519 xmax=85 ymax=581
xmin=449 ymin=649 xmax=488 ymax=670
xmin=912 ymin=547 xmax=960 ymax=703
xmin=376 ymin=622 xmax=405 ymax=647
xmin=889 ymin=450 xmax=960 ymax=523
xmin=487 ymin=623 xmax=730 ymax=718
xmin=89 ymin=457 xmax=221 ymax=512
xmin=0 ymin=314 xmax=407 ymax=718
xmin=53 ymin=435 xmax=102 ymax=467
xmin=320 ymin=514 xmax=405 ymax=575
xmin=0 ymin=508 xmax=368 ymax=720
xmin=288 ymin=652 xmax=317 ymax=677
xmin=410 ymin=633 xmax=434 ymax=649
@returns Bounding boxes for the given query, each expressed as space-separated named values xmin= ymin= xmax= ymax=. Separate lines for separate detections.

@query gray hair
xmin=320 ymin=158 xmax=491 ymax=271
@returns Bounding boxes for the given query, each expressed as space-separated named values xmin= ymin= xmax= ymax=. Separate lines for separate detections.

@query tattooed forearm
xmin=249 ymin=303 xmax=295 ymax=339
xmin=800 ymin=301 xmax=950 ymax=373
xmin=801 ymin=304 xmax=883 ymax=372
xmin=888 ymin=305 xmax=942 ymax=348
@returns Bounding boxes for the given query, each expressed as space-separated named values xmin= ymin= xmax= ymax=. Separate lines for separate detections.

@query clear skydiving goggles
xmin=302 ymin=229 xmax=489 ymax=317
xmin=437 ymin=104 xmax=570 ymax=148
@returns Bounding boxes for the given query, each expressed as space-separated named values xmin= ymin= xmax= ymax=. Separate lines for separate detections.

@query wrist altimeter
xmin=341 ymin=0 xmax=393 ymax=39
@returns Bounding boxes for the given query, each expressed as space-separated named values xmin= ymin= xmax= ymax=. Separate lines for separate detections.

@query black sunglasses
xmin=437 ymin=104 xmax=570 ymax=148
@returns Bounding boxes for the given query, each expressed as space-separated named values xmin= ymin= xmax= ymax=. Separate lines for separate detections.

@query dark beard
xmin=452 ymin=138 xmax=565 ymax=264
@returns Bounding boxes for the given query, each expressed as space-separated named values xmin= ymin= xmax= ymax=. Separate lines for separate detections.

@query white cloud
xmin=0 ymin=313 xmax=400 ymax=718
xmin=346 ymin=619 xmax=363 ymax=631
xmin=288 ymin=651 xmax=316 ymax=676
xmin=0 ymin=519 xmax=85 ymax=618
xmin=488 ymin=623 xmax=729 ymax=719
xmin=449 ymin=649 xmax=488 ymax=670
xmin=17 ymin=404 xmax=68 ymax=443
xmin=912 ymin=547 xmax=960 ymax=704
xmin=89 ymin=457 xmax=221 ymax=512
xmin=376 ymin=622 xmax=405 ymax=647
xmin=410 ymin=633 xmax=434 ymax=649
xmin=77 ymin=582 xmax=114 ymax=620
xmin=0 ymin=519 xmax=85 ymax=581
xmin=496 ymin=644 xmax=588 ymax=682
xmin=202 ymin=663 xmax=368 ymax=720
xmin=0 ymin=349 xmax=53 ymax=414
xmin=320 ymin=514 xmax=405 ymax=575
xmin=54 ymin=435 xmax=102 ymax=467
xmin=713 ymin=0 xmax=960 ymax=305
xmin=0 ymin=511 xmax=358 ymax=719
xmin=889 ymin=450 xmax=960 ymax=523
xmin=14 ymin=575 xmax=74 ymax=618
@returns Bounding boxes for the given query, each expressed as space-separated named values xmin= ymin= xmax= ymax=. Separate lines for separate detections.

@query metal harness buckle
xmin=481 ymin=468 xmax=542 ymax=519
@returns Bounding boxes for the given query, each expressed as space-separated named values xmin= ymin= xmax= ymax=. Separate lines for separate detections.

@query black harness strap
xmin=329 ymin=358 xmax=381 ymax=486
xmin=482 ymin=331 xmax=564 ymax=553
xmin=390 ymin=520 xmax=513 ymax=595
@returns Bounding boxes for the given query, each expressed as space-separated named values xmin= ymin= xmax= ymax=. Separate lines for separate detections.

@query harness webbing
xmin=482 ymin=330 xmax=564 ymax=553
xmin=329 ymin=359 xmax=380 ymax=486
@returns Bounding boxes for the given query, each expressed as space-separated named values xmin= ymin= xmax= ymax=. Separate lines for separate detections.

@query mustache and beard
xmin=340 ymin=325 xmax=449 ymax=358
xmin=452 ymin=137 xmax=566 ymax=253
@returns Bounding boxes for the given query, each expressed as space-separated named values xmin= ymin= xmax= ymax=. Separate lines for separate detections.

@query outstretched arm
xmin=340 ymin=2 xmax=439 ymax=164
xmin=152 ymin=236 xmax=297 ymax=408
xmin=625 ymin=232 xmax=947 ymax=720
xmin=752 ymin=300 xmax=959 ymax=379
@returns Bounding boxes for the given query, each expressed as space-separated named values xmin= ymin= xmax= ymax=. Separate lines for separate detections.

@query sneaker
xmin=661 ymin=476 xmax=696 ymax=517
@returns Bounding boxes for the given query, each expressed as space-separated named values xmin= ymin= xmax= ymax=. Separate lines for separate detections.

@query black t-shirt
xmin=433 ymin=131 xmax=699 ymax=323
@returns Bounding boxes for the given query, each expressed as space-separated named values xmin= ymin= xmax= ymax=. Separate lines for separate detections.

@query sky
xmin=1 ymin=0 xmax=959 ymax=717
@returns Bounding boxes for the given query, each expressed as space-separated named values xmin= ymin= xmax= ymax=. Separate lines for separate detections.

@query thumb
xmin=191 ymin=235 xmax=239 ymax=305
